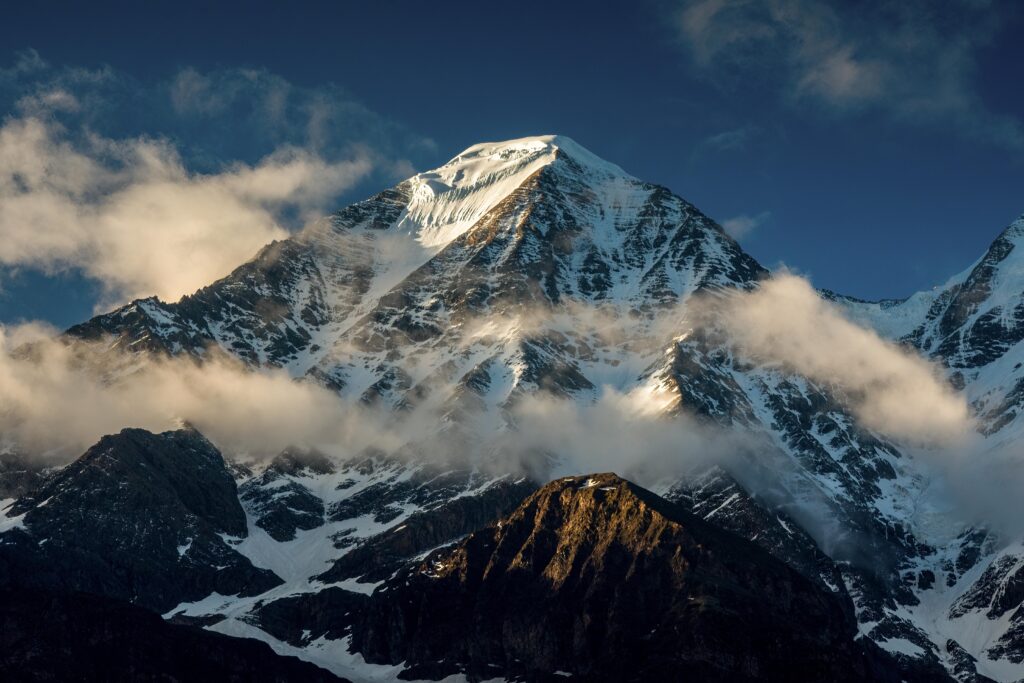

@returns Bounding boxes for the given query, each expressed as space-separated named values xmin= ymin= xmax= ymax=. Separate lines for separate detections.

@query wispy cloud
xmin=721 ymin=210 xmax=770 ymax=239
xmin=688 ymin=124 xmax=761 ymax=165
xmin=672 ymin=0 xmax=1024 ymax=149
xmin=701 ymin=125 xmax=759 ymax=152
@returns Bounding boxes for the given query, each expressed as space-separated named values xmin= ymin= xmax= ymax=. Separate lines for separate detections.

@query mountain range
xmin=2 ymin=135 xmax=1022 ymax=682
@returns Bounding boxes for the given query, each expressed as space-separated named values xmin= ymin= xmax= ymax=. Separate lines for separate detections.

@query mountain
xmin=351 ymin=473 xmax=904 ymax=682
xmin=0 ymin=427 xmax=282 ymax=612
xmin=65 ymin=135 xmax=764 ymax=388
xmin=835 ymin=215 xmax=1024 ymax=680
xmin=1 ymin=135 xmax=1022 ymax=681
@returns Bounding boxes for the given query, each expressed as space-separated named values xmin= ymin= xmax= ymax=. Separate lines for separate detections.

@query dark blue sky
xmin=1 ymin=0 xmax=1022 ymax=327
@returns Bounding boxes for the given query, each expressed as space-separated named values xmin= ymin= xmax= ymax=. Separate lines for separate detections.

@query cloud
xmin=688 ymin=125 xmax=761 ymax=165
xmin=0 ymin=317 xmax=754 ymax=492
xmin=941 ymin=435 xmax=1024 ymax=539
xmin=0 ymin=272 xmax=1011 ymax=537
xmin=699 ymin=125 xmax=759 ymax=152
xmin=690 ymin=274 xmax=1024 ymax=537
xmin=442 ymin=275 xmax=969 ymax=449
xmin=509 ymin=386 xmax=754 ymax=483
xmin=159 ymin=66 xmax=436 ymax=170
xmin=0 ymin=323 xmax=404 ymax=461
xmin=673 ymin=0 xmax=1024 ymax=149
xmin=0 ymin=51 xmax=434 ymax=172
xmin=703 ymin=273 xmax=972 ymax=443
xmin=720 ymin=210 xmax=770 ymax=239
xmin=0 ymin=272 xmax=971 ymax=457
xmin=0 ymin=116 xmax=372 ymax=305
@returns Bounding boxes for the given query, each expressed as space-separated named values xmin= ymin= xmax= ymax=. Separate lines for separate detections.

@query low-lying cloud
xmin=509 ymin=385 xmax=755 ymax=484
xmin=0 ymin=271 xmax=972 ymax=460
xmin=704 ymin=273 xmax=972 ymax=444
xmin=0 ymin=323 xmax=401 ymax=461
xmin=0 ymin=270 xmax=997 ymax=542
xmin=0 ymin=320 xmax=760 ymax=500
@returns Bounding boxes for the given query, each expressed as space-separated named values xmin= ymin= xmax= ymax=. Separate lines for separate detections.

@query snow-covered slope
xmin=837 ymin=215 xmax=1024 ymax=680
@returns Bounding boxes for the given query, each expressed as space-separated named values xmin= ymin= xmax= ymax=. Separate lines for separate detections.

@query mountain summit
xmin=68 ymin=133 xmax=764 ymax=376
xmin=392 ymin=135 xmax=636 ymax=248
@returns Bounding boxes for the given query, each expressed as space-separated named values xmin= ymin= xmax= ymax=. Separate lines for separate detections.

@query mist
xmin=700 ymin=274 xmax=1024 ymax=540
xmin=508 ymin=385 xmax=753 ymax=483
xmin=702 ymin=273 xmax=973 ymax=445
xmin=3 ymin=270 xmax=1017 ymax=543
xmin=0 ymin=323 xmax=399 ymax=461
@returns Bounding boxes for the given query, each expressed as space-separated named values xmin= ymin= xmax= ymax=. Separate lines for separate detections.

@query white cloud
xmin=0 ymin=274 xmax=1005 ymax=532
xmin=509 ymin=386 xmax=751 ymax=482
xmin=2 ymin=283 xmax=1020 ymax=560
xmin=720 ymin=210 xmax=770 ymax=239
xmin=674 ymin=0 xmax=1024 ymax=149
xmin=0 ymin=323 xmax=404 ymax=460
xmin=0 ymin=116 xmax=373 ymax=306
xmin=0 ymin=318 xmax=752 ymax=486
xmin=705 ymin=273 xmax=972 ymax=443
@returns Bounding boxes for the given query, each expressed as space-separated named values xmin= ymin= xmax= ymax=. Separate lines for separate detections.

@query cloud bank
xmin=0 ymin=270 xmax=972 ymax=462
xmin=509 ymin=386 xmax=754 ymax=484
xmin=0 ymin=270 xmax=990 ymax=540
xmin=0 ymin=323 xmax=404 ymax=461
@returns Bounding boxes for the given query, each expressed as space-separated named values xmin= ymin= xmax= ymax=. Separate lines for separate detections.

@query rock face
xmin=352 ymin=473 xmax=902 ymax=682
xmin=0 ymin=450 xmax=48 ymax=500
xmin=0 ymin=588 xmax=344 ymax=682
xmin=664 ymin=466 xmax=847 ymax=594
xmin=317 ymin=476 xmax=537 ymax=583
xmin=250 ymin=587 xmax=369 ymax=647
xmin=0 ymin=428 xmax=281 ymax=612
xmin=240 ymin=449 xmax=333 ymax=542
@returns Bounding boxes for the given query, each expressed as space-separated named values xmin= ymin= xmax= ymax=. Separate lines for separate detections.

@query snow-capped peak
xmin=451 ymin=135 xmax=634 ymax=180
xmin=394 ymin=135 xmax=634 ymax=248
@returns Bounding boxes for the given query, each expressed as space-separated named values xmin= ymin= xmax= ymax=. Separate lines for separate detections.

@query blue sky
xmin=1 ymin=0 xmax=1022 ymax=327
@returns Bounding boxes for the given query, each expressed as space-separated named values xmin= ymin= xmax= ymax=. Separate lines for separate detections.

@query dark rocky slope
xmin=0 ymin=588 xmax=344 ymax=682
xmin=0 ymin=427 xmax=281 ymax=612
xmin=351 ymin=473 xmax=909 ymax=682
xmin=249 ymin=587 xmax=369 ymax=647
xmin=317 ymin=476 xmax=537 ymax=583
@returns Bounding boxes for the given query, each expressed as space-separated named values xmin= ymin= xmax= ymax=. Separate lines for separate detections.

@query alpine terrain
xmin=2 ymin=135 xmax=1023 ymax=682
